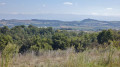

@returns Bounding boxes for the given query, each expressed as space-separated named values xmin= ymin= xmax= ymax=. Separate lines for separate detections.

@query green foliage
xmin=1 ymin=43 xmax=19 ymax=67
xmin=0 ymin=35 xmax=13 ymax=51
xmin=52 ymin=33 xmax=70 ymax=50
xmin=0 ymin=26 xmax=10 ymax=34
xmin=97 ymin=29 xmax=114 ymax=44
xmin=0 ymin=25 xmax=120 ymax=53
xmin=111 ymin=40 xmax=120 ymax=49
xmin=30 ymin=36 xmax=53 ymax=51
xmin=19 ymin=35 xmax=53 ymax=53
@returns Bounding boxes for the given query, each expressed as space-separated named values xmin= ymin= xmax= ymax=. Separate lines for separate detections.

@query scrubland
xmin=1 ymin=46 xmax=120 ymax=67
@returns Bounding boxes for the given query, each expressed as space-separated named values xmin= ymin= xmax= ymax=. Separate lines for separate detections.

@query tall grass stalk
xmin=1 ymin=45 xmax=120 ymax=67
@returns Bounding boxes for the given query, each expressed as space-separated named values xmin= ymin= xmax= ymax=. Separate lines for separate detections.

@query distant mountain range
xmin=0 ymin=19 xmax=120 ymax=31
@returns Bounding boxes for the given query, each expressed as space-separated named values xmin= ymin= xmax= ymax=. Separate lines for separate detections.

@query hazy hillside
xmin=0 ymin=19 xmax=120 ymax=31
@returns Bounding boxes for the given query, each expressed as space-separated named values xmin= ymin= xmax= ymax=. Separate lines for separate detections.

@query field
xmin=1 ymin=46 xmax=120 ymax=67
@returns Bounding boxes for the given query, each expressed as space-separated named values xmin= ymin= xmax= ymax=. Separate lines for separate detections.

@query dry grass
xmin=1 ymin=47 xmax=120 ymax=67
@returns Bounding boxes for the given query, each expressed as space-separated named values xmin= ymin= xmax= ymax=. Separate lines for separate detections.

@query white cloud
xmin=64 ymin=2 xmax=73 ymax=5
xmin=0 ymin=2 xmax=6 ymax=5
xmin=91 ymin=12 xmax=99 ymax=15
xmin=106 ymin=8 xmax=113 ymax=10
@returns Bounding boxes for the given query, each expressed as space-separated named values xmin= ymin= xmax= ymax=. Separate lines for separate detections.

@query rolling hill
xmin=0 ymin=19 xmax=120 ymax=31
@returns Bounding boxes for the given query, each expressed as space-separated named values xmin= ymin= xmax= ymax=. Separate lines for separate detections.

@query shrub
xmin=1 ymin=43 xmax=19 ymax=67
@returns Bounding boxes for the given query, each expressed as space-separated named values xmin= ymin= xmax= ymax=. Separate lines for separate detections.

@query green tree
xmin=97 ymin=29 xmax=114 ymax=44
xmin=52 ymin=33 xmax=70 ymax=50
xmin=0 ymin=35 xmax=13 ymax=51
xmin=30 ymin=36 xmax=53 ymax=51
xmin=0 ymin=26 xmax=10 ymax=34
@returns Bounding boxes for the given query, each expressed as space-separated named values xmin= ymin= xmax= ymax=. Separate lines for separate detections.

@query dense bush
xmin=97 ymin=29 xmax=114 ymax=44
xmin=0 ymin=34 xmax=13 ymax=51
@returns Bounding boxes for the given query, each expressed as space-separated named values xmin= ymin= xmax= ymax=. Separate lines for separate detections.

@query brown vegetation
xmin=1 ymin=46 xmax=120 ymax=67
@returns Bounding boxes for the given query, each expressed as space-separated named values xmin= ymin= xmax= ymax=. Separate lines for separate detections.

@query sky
xmin=0 ymin=0 xmax=120 ymax=20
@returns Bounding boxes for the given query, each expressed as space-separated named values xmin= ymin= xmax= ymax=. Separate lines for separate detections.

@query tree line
xmin=0 ymin=25 xmax=120 ymax=53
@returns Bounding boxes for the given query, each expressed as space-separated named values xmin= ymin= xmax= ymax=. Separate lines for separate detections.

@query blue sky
xmin=0 ymin=0 xmax=120 ymax=20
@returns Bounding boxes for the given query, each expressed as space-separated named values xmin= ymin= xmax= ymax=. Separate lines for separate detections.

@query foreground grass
xmin=1 ymin=47 xmax=120 ymax=67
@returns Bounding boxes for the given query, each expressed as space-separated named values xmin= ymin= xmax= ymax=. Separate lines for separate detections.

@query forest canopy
xmin=0 ymin=25 xmax=120 ymax=53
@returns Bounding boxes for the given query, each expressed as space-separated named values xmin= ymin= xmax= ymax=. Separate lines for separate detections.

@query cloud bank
xmin=63 ymin=2 xmax=73 ymax=5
